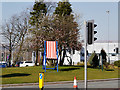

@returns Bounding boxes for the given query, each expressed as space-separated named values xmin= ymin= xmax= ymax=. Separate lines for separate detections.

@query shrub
xmin=88 ymin=53 xmax=95 ymax=64
xmin=114 ymin=60 xmax=120 ymax=67
xmin=89 ymin=52 xmax=99 ymax=68
xmin=77 ymin=62 xmax=79 ymax=65
xmin=104 ymin=64 xmax=114 ymax=71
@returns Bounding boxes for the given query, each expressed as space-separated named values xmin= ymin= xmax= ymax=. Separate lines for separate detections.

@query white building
xmin=63 ymin=42 xmax=119 ymax=65
xmin=87 ymin=42 xmax=118 ymax=54
xmin=87 ymin=42 xmax=119 ymax=64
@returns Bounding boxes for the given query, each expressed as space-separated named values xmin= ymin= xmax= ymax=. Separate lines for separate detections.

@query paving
xmin=0 ymin=78 xmax=120 ymax=88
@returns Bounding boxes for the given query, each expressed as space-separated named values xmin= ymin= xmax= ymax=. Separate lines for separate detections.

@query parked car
xmin=0 ymin=63 xmax=8 ymax=68
xmin=19 ymin=61 xmax=35 ymax=67
xmin=15 ymin=62 xmax=23 ymax=67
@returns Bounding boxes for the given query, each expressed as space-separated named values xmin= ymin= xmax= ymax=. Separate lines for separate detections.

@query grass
xmin=0 ymin=65 xmax=119 ymax=84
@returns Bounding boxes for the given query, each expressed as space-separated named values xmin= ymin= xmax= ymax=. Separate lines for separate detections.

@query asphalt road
xmin=1 ymin=79 xmax=119 ymax=90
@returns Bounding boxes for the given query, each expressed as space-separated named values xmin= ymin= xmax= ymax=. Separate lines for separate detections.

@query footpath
xmin=1 ymin=78 xmax=120 ymax=87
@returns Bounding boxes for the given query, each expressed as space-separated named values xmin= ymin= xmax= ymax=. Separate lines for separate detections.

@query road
xmin=1 ymin=79 xmax=120 ymax=90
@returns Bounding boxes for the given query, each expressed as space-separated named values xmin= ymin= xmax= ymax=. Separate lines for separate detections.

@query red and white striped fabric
xmin=46 ymin=41 xmax=57 ymax=59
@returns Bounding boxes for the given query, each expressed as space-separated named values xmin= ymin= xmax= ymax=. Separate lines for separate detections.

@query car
xmin=0 ymin=63 xmax=8 ymax=68
xmin=15 ymin=62 xmax=23 ymax=67
xmin=19 ymin=61 xmax=35 ymax=67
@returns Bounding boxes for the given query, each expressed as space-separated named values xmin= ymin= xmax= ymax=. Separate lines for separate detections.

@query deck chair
xmin=43 ymin=41 xmax=58 ymax=72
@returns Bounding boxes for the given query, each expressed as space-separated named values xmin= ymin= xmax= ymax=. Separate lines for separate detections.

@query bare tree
xmin=1 ymin=11 xmax=29 ymax=66
xmin=51 ymin=15 xmax=82 ymax=66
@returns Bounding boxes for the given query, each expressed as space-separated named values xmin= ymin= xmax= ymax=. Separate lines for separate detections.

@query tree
xmin=15 ymin=11 xmax=29 ymax=63
xmin=53 ymin=1 xmax=81 ymax=66
xmin=1 ymin=11 xmax=29 ymax=66
xmin=29 ymin=0 xmax=56 ymax=65
xmin=54 ymin=1 xmax=72 ymax=16
xmin=91 ymin=52 xmax=99 ymax=68
xmin=29 ymin=0 xmax=81 ymax=66
xmin=100 ymin=48 xmax=107 ymax=64
xmin=29 ymin=1 xmax=47 ymax=66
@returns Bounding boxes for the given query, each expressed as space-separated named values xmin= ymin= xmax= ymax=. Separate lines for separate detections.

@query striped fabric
xmin=46 ymin=41 xmax=57 ymax=59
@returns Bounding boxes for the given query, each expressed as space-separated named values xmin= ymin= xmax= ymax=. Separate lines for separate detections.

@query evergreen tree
xmin=54 ymin=1 xmax=72 ymax=16
xmin=29 ymin=1 xmax=47 ymax=65
xmin=100 ymin=48 xmax=107 ymax=64
xmin=29 ymin=1 xmax=47 ymax=26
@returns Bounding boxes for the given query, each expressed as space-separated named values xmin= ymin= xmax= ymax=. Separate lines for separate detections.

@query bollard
xmin=39 ymin=72 xmax=44 ymax=90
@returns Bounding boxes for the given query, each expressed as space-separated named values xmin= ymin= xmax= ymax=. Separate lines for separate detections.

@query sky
xmin=71 ymin=2 xmax=118 ymax=42
xmin=0 ymin=0 xmax=119 ymax=44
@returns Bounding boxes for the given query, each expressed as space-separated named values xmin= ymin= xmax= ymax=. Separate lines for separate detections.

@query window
xmin=20 ymin=62 xmax=23 ymax=64
xmin=25 ymin=61 xmax=32 ymax=63
xmin=111 ymin=54 xmax=116 ymax=56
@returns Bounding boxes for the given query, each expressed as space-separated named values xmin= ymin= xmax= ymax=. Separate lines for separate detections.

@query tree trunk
xmin=59 ymin=46 xmax=62 ymax=66
xmin=15 ymin=42 xmax=23 ymax=63
xmin=8 ymin=38 xmax=12 ymax=67
xmin=35 ymin=49 xmax=38 ymax=66
xmin=60 ymin=48 xmax=66 ymax=66
xmin=61 ymin=48 xmax=66 ymax=66
xmin=15 ymin=30 xmax=26 ymax=63
xmin=8 ymin=49 xmax=12 ymax=67
xmin=59 ymin=50 xmax=62 ymax=66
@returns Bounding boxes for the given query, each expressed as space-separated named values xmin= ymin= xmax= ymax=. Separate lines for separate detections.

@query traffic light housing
xmin=87 ymin=20 xmax=97 ymax=45
xmin=116 ymin=48 xmax=119 ymax=54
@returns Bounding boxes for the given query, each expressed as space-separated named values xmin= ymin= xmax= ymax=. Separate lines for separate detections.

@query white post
xmin=84 ymin=21 xmax=87 ymax=89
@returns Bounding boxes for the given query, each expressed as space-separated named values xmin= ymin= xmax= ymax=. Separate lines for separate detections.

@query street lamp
xmin=106 ymin=10 xmax=110 ymax=63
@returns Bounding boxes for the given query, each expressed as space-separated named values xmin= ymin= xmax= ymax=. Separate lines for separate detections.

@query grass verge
xmin=0 ymin=65 xmax=119 ymax=84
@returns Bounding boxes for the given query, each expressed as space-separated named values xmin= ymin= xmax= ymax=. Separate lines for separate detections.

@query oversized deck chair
xmin=43 ymin=41 xmax=58 ymax=72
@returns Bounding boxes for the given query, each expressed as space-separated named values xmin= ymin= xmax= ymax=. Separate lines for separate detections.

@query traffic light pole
xmin=84 ymin=20 xmax=97 ymax=89
xmin=84 ymin=21 xmax=87 ymax=90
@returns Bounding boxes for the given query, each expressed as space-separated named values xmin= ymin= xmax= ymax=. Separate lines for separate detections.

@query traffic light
xmin=94 ymin=24 xmax=97 ymax=41
xmin=87 ymin=22 xmax=93 ymax=44
xmin=87 ymin=20 xmax=97 ymax=45
xmin=116 ymin=48 xmax=119 ymax=54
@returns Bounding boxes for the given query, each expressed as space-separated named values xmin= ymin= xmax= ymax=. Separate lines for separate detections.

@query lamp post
xmin=106 ymin=10 xmax=110 ymax=63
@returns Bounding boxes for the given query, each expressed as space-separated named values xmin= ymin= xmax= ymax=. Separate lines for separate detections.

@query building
xmin=63 ymin=42 xmax=119 ymax=65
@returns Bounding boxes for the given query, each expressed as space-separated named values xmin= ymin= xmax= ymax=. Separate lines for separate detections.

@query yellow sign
xmin=39 ymin=72 xmax=44 ymax=89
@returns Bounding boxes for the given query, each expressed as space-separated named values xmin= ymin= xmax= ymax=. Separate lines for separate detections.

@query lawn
xmin=0 ymin=65 xmax=119 ymax=84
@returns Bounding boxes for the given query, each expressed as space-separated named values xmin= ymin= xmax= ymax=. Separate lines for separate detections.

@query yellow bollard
xmin=39 ymin=72 xmax=44 ymax=90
